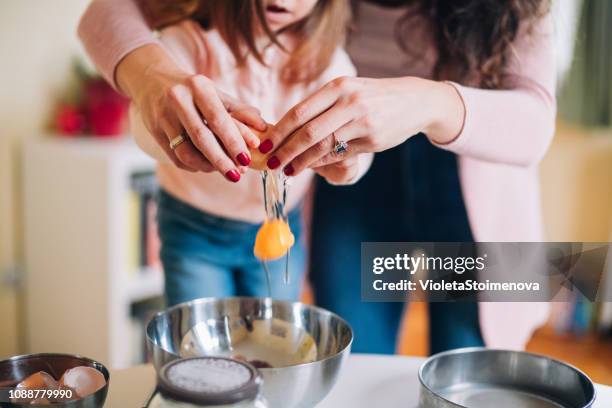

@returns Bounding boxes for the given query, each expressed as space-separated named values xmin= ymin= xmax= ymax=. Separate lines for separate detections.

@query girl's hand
xmin=117 ymin=45 xmax=266 ymax=180
xmin=264 ymin=76 xmax=465 ymax=176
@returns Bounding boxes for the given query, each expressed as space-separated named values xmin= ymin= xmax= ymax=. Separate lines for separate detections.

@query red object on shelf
xmin=84 ymin=78 xmax=128 ymax=137
xmin=56 ymin=104 xmax=86 ymax=136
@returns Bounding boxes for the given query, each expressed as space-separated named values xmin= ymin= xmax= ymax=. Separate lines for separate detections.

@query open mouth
xmin=266 ymin=4 xmax=290 ymax=14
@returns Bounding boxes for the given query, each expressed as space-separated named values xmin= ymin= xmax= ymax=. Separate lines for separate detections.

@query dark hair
xmin=394 ymin=0 xmax=550 ymax=89
xmin=140 ymin=0 xmax=351 ymax=83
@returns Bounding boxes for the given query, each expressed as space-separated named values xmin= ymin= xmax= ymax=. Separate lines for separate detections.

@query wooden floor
xmin=398 ymin=302 xmax=612 ymax=386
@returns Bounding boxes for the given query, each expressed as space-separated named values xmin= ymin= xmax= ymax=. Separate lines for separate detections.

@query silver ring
xmin=169 ymin=134 xmax=186 ymax=150
xmin=333 ymin=138 xmax=349 ymax=156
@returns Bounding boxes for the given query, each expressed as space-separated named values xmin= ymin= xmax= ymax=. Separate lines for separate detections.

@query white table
xmin=108 ymin=354 xmax=612 ymax=407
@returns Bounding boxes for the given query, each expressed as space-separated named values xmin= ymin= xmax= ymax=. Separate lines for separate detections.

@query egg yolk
xmin=254 ymin=219 xmax=295 ymax=260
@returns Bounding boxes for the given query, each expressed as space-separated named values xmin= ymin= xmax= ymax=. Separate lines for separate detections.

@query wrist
xmin=425 ymin=81 xmax=466 ymax=145
xmin=116 ymin=44 xmax=179 ymax=99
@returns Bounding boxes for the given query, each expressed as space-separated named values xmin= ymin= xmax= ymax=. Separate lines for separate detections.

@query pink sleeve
xmin=77 ymin=0 xmax=160 ymax=90
xmin=436 ymin=13 xmax=556 ymax=167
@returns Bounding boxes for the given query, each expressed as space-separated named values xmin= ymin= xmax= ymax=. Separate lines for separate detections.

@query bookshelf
xmin=23 ymin=137 xmax=163 ymax=368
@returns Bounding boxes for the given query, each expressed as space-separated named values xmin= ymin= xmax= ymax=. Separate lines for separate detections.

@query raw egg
xmin=254 ymin=219 xmax=295 ymax=260
xmin=59 ymin=366 xmax=106 ymax=398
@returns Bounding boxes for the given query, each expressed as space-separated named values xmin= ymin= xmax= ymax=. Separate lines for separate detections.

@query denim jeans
xmin=310 ymin=134 xmax=484 ymax=354
xmin=157 ymin=190 xmax=306 ymax=306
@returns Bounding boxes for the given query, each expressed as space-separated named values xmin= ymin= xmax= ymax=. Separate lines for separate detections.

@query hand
xmin=312 ymin=156 xmax=361 ymax=185
xmin=117 ymin=45 xmax=266 ymax=180
xmin=264 ymin=76 xmax=465 ymax=176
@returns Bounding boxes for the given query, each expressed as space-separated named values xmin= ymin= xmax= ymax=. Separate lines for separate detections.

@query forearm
xmin=433 ymin=81 xmax=556 ymax=166
xmin=423 ymin=81 xmax=466 ymax=146
xmin=77 ymin=0 xmax=159 ymax=90
xmin=116 ymin=44 xmax=183 ymax=100
xmin=430 ymin=13 xmax=556 ymax=167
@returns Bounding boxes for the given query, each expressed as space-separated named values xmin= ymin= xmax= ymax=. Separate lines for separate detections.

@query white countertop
xmin=108 ymin=354 xmax=612 ymax=407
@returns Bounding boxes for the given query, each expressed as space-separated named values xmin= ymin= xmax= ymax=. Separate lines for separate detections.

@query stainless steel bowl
xmin=418 ymin=347 xmax=596 ymax=408
xmin=146 ymin=297 xmax=353 ymax=408
xmin=0 ymin=353 xmax=109 ymax=407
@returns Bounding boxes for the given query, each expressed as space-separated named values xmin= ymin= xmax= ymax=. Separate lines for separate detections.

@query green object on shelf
xmin=559 ymin=0 xmax=612 ymax=128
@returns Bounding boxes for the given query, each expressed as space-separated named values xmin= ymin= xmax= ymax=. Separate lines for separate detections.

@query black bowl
xmin=0 ymin=353 xmax=109 ymax=407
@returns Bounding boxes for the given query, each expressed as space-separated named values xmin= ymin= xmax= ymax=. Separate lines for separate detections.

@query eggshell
xmin=29 ymin=398 xmax=50 ymax=405
xmin=59 ymin=366 xmax=106 ymax=398
xmin=248 ymin=127 xmax=270 ymax=171
xmin=16 ymin=371 xmax=59 ymax=390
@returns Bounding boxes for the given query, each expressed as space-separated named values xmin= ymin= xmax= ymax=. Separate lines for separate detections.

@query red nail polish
xmin=236 ymin=152 xmax=251 ymax=166
xmin=259 ymin=139 xmax=273 ymax=154
xmin=225 ymin=169 xmax=241 ymax=182
xmin=283 ymin=164 xmax=294 ymax=176
xmin=267 ymin=156 xmax=280 ymax=169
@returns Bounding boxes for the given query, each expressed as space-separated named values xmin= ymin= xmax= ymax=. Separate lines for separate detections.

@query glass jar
xmin=148 ymin=357 xmax=267 ymax=408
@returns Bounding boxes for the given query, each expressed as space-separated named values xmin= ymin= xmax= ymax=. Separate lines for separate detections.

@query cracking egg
xmin=248 ymin=126 xmax=270 ymax=171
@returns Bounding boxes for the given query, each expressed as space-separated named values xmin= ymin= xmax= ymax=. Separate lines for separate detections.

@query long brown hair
xmin=140 ymin=0 xmax=351 ymax=83
xmin=394 ymin=0 xmax=550 ymax=89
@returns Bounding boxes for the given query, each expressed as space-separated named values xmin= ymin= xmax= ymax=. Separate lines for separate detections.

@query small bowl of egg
xmin=0 ymin=353 xmax=109 ymax=407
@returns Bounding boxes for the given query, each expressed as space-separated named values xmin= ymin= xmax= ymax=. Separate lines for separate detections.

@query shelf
xmin=24 ymin=137 xmax=159 ymax=368
xmin=127 ymin=268 xmax=164 ymax=303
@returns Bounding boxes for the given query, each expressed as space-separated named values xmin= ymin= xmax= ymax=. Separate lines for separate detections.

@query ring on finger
xmin=169 ymin=134 xmax=186 ymax=150
xmin=332 ymin=132 xmax=349 ymax=156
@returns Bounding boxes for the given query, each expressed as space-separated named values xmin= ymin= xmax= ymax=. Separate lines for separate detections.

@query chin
xmin=266 ymin=22 xmax=285 ymax=32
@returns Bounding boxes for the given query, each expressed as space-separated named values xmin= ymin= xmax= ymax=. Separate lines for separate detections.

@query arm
xmin=266 ymin=13 xmax=555 ymax=170
xmin=434 ymin=14 xmax=556 ymax=166
xmin=77 ymin=0 xmax=157 ymax=90
xmin=77 ymin=1 xmax=266 ymax=180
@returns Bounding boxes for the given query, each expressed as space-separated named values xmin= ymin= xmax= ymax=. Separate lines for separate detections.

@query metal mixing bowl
xmin=0 ymin=353 xmax=109 ymax=407
xmin=146 ymin=297 xmax=353 ymax=408
xmin=418 ymin=347 xmax=596 ymax=408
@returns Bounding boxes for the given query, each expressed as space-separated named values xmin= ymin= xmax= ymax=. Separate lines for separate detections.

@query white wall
xmin=0 ymin=0 xmax=90 ymax=357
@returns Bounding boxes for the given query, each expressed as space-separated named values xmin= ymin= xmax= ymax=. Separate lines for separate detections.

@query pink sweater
xmin=78 ymin=0 xmax=557 ymax=350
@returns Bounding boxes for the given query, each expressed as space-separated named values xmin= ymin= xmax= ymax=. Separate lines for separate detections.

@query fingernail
xmin=267 ymin=156 xmax=280 ymax=169
xmin=259 ymin=139 xmax=273 ymax=154
xmin=225 ymin=169 xmax=241 ymax=182
xmin=236 ymin=152 xmax=251 ymax=166
xmin=283 ymin=164 xmax=294 ymax=176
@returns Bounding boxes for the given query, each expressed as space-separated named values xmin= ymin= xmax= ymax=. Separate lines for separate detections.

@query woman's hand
xmin=263 ymin=76 xmax=465 ymax=176
xmin=312 ymin=156 xmax=361 ymax=185
xmin=117 ymin=44 xmax=266 ymax=181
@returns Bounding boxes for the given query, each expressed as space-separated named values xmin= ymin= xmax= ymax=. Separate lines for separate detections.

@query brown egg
xmin=16 ymin=371 xmax=59 ymax=390
xmin=59 ymin=366 xmax=106 ymax=398
xmin=248 ymin=126 xmax=270 ymax=171
xmin=29 ymin=398 xmax=50 ymax=405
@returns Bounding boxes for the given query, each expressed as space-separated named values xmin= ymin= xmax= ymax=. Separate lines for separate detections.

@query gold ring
xmin=169 ymin=134 xmax=186 ymax=150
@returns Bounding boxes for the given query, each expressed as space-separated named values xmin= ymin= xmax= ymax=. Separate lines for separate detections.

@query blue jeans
xmin=310 ymin=135 xmax=484 ymax=355
xmin=157 ymin=190 xmax=306 ymax=306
